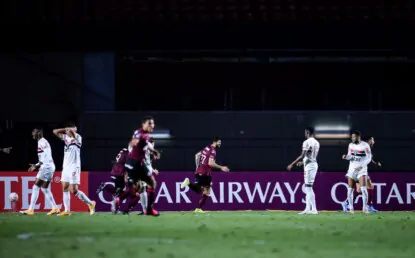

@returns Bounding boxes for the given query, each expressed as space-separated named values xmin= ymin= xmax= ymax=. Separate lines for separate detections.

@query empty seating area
xmin=6 ymin=0 xmax=414 ymax=24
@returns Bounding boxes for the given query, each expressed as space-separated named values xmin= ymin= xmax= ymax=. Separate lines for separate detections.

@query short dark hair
xmin=213 ymin=137 xmax=221 ymax=142
xmin=66 ymin=122 xmax=76 ymax=128
xmin=366 ymin=136 xmax=374 ymax=141
xmin=305 ymin=127 xmax=314 ymax=135
xmin=142 ymin=116 xmax=154 ymax=124
xmin=352 ymin=130 xmax=361 ymax=137
xmin=34 ymin=126 xmax=43 ymax=132
xmin=149 ymin=137 xmax=155 ymax=143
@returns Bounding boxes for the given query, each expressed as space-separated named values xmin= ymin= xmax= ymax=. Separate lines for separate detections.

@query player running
xmin=138 ymin=137 xmax=160 ymax=215
xmin=53 ymin=123 xmax=96 ymax=216
xmin=342 ymin=136 xmax=380 ymax=212
xmin=20 ymin=127 xmax=60 ymax=215
xmin=287 ymin=127 xmax=320 ymax=215
xmin=96 ymin=147 xmax=129 ymax=213
xmin=180 ymin=137 xmax=230 ymax=213
xmin=342 ymin=130 xmax=372 ymax=214
xmin=125 ymin=116 xmax=161 ymax=216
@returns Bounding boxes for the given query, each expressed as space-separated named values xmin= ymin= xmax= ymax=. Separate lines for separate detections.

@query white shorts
xmin=346 ymin=167 xmax=368 ymax=182
xmin=36 ymin=165 xmax=56 ymax=182
xmin=304 ymin=163 xmax=318 ymax=185
xmin=61 ymin=166 xmax=81 ymax=185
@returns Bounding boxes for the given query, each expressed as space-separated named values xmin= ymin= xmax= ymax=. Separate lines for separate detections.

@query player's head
xmin=212 ymin=137 xmax=222 ymax=148
xmin=149 ymin=137 xmax=155 ymax=144
xmin=66 ymin=122 xmax=77 ymax=133
xmin=141 ymin=116 xmax=155 ymax=133
xmin=305 ymin=127 xmax=314 ymax=138
xmin=366 ymin=136 xmax=375 ymax=147
xmin=351 ymin=130 xmax=361 ymax=144
xmin=32 ymin=127 xmax=43 ymax=140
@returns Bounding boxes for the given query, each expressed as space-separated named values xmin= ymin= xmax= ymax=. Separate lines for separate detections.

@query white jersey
xmin=61 ymin=133 xmax=82 ymax=169
xmin=346 ymin=141 xmax=372 ymax=170
xmin=302 ymin=137 xmax=320 ymax=165
xmin=143 ymin=142 xmax=154 ymax=174
xmin=37 ymin=137 xmax=54 ymax=166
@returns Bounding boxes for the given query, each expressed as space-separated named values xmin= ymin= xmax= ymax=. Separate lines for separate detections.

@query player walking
xmin=342 ymin=130 xmax=372 ymax=214
xmin=20 ymin=127 xmax=60 ymax=215
xmin=287 ymin=127 xmax=320 ymax=215
xmin=180 ymin=137 xmax=229 ymax=213
xmin=125 ymin=116 xmax=161 ymax=216
xmin=342 ymin=136 xmax=380 ymax=212
xmin=53 ymin=123 xmax=96 ymax=216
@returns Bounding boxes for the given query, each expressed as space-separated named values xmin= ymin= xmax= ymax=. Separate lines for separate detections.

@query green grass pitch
xmin=0 ymin=211 xmax=414 ymax=258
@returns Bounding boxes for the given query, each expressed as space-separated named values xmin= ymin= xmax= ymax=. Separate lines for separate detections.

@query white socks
xmin=305 ymin=187 xmax=317 ymax=212
xmin=75 ymin=190 xmax=93 ymax=206
xmin=42 ymin=186 xmax=58 ymax=209
xmin=140 ymin=191 xmax=148 ymax=212
xmin=29 ymin=185 xmax=40 ymax=210
xmin=360 ymin=186 xmax=368 ymax=210
xmin=347 ymin=187 xmax=354 ymax=211
xmin=63 ymin=191 xmax=71 ymax=212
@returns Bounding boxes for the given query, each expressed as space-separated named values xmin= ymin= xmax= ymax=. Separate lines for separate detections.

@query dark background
xmin=1 ymin=0 xmax=414 ymax=172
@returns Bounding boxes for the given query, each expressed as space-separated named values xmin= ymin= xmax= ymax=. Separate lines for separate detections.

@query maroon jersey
xmin=195 ymin=145 xmax=217 ymax=176
xmin=111 ymin=148 xmax=128 ymax=176
xmin=128 ymin=128 xmax=151 ymax=163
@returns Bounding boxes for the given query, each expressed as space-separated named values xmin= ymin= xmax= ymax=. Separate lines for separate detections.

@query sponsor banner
xmin=0 ymin=172 xmax=89 ymax=212
xmin=89 ymin=171 xmax=415 ymax=212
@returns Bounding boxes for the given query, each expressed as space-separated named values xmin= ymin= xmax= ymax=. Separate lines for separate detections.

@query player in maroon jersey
xmin=96 ymin=147 xmax=130 ymax=213
xmin=180 ymin=137 xmax=229 ymax=213
xmin=125 ymin=116 xmax=161 ymax=216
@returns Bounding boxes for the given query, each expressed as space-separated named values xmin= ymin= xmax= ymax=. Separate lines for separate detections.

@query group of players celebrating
xmin=286 ymin=128 xmax=381 ymax=215
xmin=19 ymin=115 xmax=380 ymax=216
xmin=96 ymin=116 xmax=230 ymax=215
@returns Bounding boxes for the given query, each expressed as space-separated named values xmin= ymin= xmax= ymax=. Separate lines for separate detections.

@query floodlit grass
xmin=0 ymin=211 xmax=414 ymax=258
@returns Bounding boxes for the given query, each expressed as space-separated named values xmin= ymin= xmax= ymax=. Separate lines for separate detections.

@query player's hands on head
xmin=221 ymin=166 xmax=230 ymax=172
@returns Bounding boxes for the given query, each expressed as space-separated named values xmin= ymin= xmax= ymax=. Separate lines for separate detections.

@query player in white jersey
xmin=20 ymin=127 xmax=60 ymax=215
xmin=342 ymin=130 xmax=372 ymax=214
xmin=53 ymin=123 xmax=95 ymax=216
xmin=287 ymin=127 xmax=320 ymax=215
xmin=138 ymin=137 xmax=159 ymax=215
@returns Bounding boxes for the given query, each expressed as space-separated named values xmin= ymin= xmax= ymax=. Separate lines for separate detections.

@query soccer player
xmin=180 ymin=137 xmax=229 ymax=213
xmin=125 ymin=116 xmax=161 ymax=216
xmin=96 ymin=147 xmax=129 ymax=213
xmin=138 ymin=137 xmax=160 ymax=215
xmin=341 ymin=136 xmax=381 ymax=212
xmin=20 ymin=127 xmax=60 ymax=215
xmin=53 ymin=123 xmax=96 ymax=216
xmin=286 ymin=127 xmax=320 ymax=215
xmin=342 ymin=130 xmax=372 ymax=214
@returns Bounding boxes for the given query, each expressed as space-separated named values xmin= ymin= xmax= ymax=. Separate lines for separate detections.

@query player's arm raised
xmin=53 ymin=128 xmax=67 ymax=140
xmin=208 ymin=157 xmax=229 ymax=172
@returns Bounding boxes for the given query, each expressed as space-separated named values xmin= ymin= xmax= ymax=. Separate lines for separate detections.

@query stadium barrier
xmin=0 ymin=172 xmax=89 ymax=212
xmin=1 ymin=171 xmax=414 ymax=212
xmin=88 ymin=171 xmax=415 ymax=211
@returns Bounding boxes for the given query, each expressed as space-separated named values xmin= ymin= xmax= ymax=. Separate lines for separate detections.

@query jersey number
xmin=200 ymin=154 xmax=207 ymax=164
